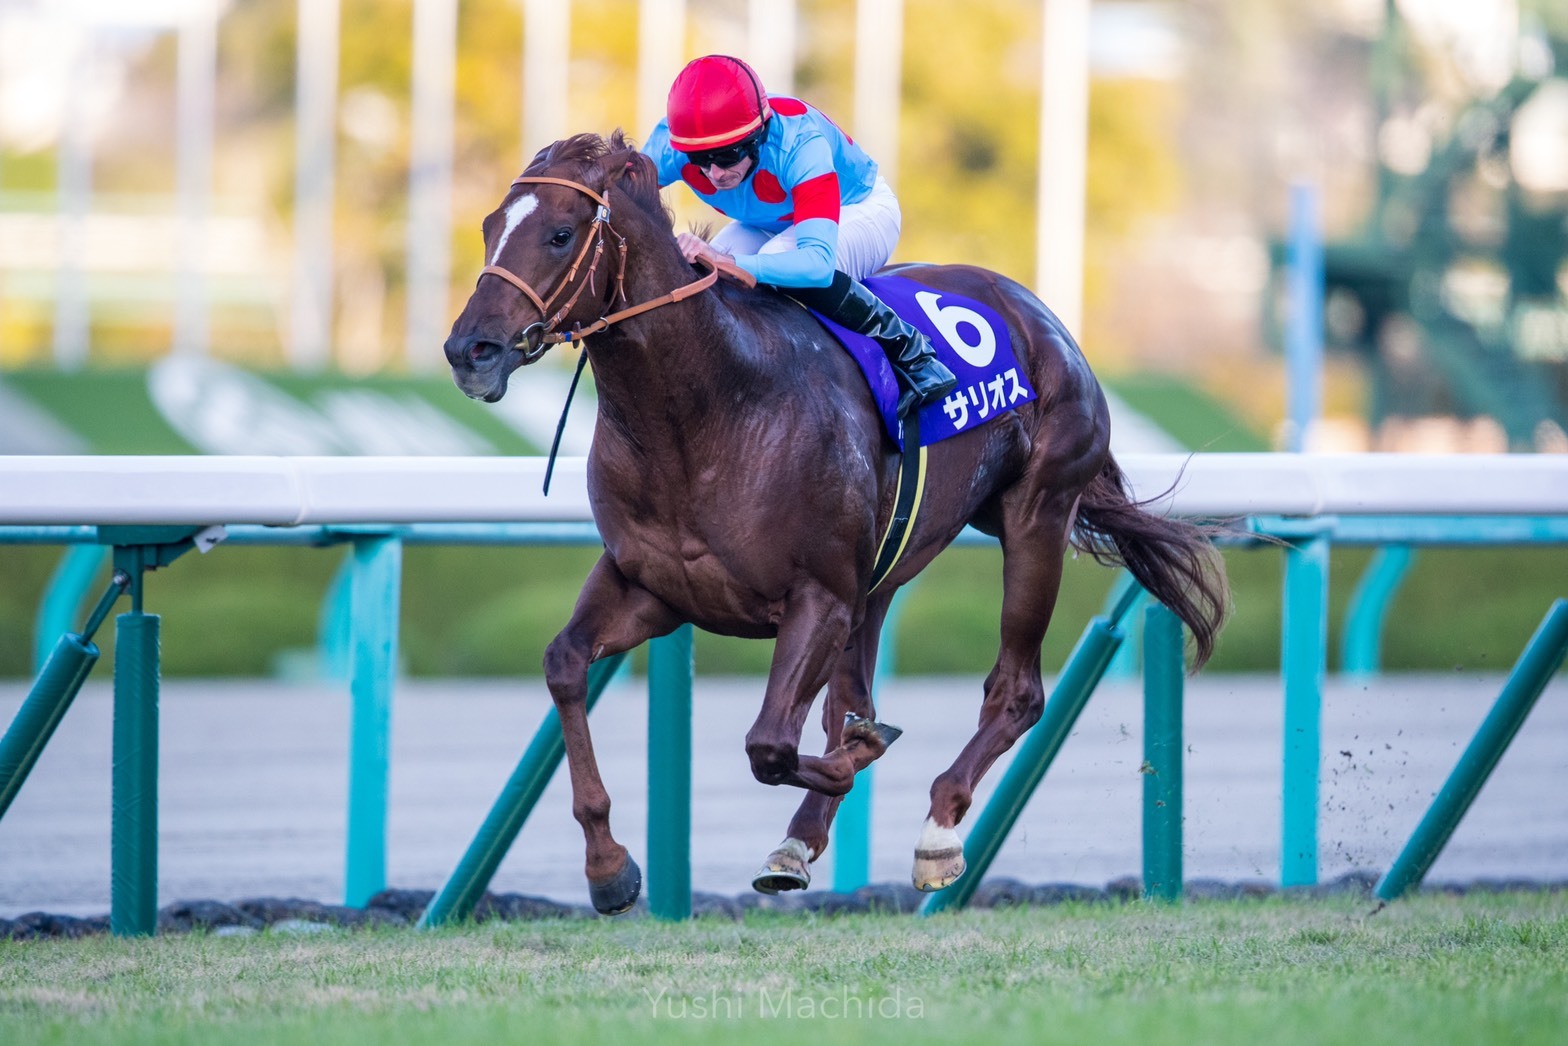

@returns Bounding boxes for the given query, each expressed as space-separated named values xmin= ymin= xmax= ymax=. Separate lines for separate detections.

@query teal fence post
xmin=921 ymin=579 xmax=1139 ymax=915
xmin=344 ymin=534 xmax=402 ymax=908
xmin=34 ymin=545 xmax=108 ymax=676
xmin=316 ymin=551 xmax=355 ymax=682
xmin=1341 ymin=544 xmax=1415 ymax=678
xmin=832 ymin=586 xmax=912 ymax=893
xmin=648 ymin=624 xmax=693 ymax=920
xmin=111 ymin=607 xmax=160 ymax=937
xmin=417 ymin=652 xmax=628 ymax=928
xmin=831 ymin=720 xmax=875 ymax=892
xmin=1282 ymin=528 xmax=1329 ymax=887
xmin=95 ymin=528 xmax=200 ymax=937
xmin=1142 ymin=603 xmax=1184 ymax=902
xmin=1375 ymin=599 xmax=1568 ymax=901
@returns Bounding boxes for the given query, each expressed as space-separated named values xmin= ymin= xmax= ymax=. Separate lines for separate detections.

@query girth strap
xmin=869 ymin=410 xmax=928 ymax=593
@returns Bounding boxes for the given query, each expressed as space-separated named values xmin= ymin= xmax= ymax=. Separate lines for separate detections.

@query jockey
xmin=642 ymin=54 xmax=956 ymax=419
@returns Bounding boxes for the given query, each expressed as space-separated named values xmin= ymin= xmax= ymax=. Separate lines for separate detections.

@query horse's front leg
xmin=745 ymin=583 xmax=900 ymax=791
xmin=544 ymin=553 xmax=682 ymax=915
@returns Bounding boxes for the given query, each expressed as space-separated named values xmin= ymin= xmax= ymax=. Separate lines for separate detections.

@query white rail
xmin=0 ymin=453 xmax=1565 ymax=527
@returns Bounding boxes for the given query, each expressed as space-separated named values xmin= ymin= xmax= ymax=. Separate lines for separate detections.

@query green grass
xmin=2 ymin=366 xmax=543 ymax=456
xmin=1103 ymin=373 xmax=1272 ymax=453
xmin=3 ymin=894 xmax=1565 ymax=1045
xmin=4 ymin=369 xmax=197 ymax=454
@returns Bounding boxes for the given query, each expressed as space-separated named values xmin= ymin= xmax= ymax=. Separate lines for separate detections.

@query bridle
xmin=477 ymin=173 xmax=751 ymax=359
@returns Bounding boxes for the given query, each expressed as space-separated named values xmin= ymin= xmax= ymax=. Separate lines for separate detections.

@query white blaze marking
xmin=490 ymin=193 xmax=539 ymax=264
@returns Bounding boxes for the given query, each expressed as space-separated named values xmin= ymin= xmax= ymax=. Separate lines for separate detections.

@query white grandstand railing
xmin=1 ymin=453 xmax=1566 ymax=526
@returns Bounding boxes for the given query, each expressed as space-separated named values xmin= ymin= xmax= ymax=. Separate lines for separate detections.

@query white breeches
xmin=709 ymin=175 xmax=902 ymax=281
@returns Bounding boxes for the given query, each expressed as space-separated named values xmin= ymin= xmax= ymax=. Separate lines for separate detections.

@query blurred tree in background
xmin=0 ymin=1 xmax=1209 ymax=375
xmin=2 ymin=0 xmax=1563 ymax=450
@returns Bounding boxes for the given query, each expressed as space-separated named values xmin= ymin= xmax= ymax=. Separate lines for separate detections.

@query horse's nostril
xmin=469 ymin=341 xmax=496 ymax=363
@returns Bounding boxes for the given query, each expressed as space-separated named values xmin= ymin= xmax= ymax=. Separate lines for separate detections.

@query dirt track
xmin=2 ymin=671 xmax=1564 ymax=916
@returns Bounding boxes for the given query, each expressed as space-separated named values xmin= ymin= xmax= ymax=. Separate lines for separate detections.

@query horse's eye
xmin=550 ymin=228 xmax=573 ymax=247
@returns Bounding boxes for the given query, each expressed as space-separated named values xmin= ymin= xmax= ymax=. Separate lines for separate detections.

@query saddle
xmin=807 ymin=274 xmax=1037 ymax=451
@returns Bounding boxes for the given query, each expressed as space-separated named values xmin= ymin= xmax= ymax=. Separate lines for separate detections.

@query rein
xmin=478 ymin=174 xmax=754 ymax=354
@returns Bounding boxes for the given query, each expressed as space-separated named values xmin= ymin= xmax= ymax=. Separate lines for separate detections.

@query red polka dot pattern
xmin=681 ymin=164 xmax=717 ymax=195
xmin=752 ymin=169 xmax=788 ymax=204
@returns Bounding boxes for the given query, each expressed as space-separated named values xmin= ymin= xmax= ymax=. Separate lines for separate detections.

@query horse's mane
xmin=524 ymin=130 xmax=673 ymax=232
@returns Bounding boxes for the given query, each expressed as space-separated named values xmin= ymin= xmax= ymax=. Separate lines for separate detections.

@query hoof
xmin=912 ymin=818 xmax=966 ymax=893
xmin=913 ymin=854 xmax=967 ymax=893
xmin=752 ymin=837 xmax=811 ymax=895
xmin=842 ymin=712 xmax=903 ymax=749
xmin=588 ymin=854 xmax=643 ymax=915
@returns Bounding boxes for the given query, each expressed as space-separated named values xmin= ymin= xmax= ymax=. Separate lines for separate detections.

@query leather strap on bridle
xmin=477 ymin=173 xmax=754 ymax=349
xmin=478 ymin=176 xmax=622 ymax=345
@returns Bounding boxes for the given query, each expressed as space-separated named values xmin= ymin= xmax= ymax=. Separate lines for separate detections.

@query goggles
xmin=683 ymin=125 xmax=764 ymax=171
xmin=685 ymin=141 xmax=754 ymax=170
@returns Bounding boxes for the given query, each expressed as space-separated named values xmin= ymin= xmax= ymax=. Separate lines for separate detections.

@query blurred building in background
xmin=0 ymin=0 xmax=1564 ymax=452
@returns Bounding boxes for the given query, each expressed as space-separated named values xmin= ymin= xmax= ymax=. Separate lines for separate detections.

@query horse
xmin=444 ymin=130 xmax=1228 ymax=915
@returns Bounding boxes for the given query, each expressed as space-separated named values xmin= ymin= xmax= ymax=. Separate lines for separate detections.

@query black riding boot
xmin=790 ymin=272 xmax=958 ymax=418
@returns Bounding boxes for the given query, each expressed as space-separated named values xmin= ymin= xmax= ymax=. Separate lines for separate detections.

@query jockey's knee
xmin=746 ymin=741 xmax=798 ymax=786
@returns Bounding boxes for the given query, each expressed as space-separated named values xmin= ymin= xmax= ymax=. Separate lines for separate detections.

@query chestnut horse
xmin=444 ymin=131 xmax=1227 ymax=915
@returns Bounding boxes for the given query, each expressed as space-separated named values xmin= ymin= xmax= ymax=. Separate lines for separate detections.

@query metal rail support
xmin=0 ymin=571 xmax=128 ymax=822
xmin=111 ymin=609 xmax=160 ymax=937
xmin=417 ymin=652 xmax=629 ymax=928
xmin=1105 ymin=572 xmax=1148 ymax=681
xmin=648 ymin=625 xmax=694 ymax=920
xmin=1341 ymin=544 xmax=1416 ymax=677
xmin=1141 ymin=602 xmax=1185 ymax=902
xmin=33 ymin=545 xmax=108 ymax=676
xmin=100 ymin=526 xmax=206 ymax=936
xmin=343 ymin=534 xmax=403 ymax=907
xmin=1281 ymin=522 xmax=1331 ymax=887
xmin=831 ymin=586 xmax=914 ymax=893
xmin=1375 ymin=599 xmax=1568 ymax=901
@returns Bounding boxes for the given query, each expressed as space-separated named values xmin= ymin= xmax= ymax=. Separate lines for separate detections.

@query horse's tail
xmin=1070 ymin=456 xmax=1231 ymax=670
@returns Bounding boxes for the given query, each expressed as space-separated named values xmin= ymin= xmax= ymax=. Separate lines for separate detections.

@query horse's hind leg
xmin=544 ymin=553 xmax=682 ymax=914
xmin=754 ymin=597 xmax=895 ymax=894
xmin=914 ymin=492 xmax=1078 ymax=892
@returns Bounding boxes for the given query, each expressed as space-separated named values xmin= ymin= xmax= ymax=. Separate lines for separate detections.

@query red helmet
xmin=666 ymin=55 xmax=772 ymax=152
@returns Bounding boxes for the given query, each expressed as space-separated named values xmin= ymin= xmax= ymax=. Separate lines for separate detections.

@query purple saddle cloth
xmin=808 ymin=274 xmax=1038 ymax=450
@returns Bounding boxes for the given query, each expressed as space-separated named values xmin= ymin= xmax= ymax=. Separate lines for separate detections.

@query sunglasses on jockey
xmin=686 ymin=143 xmax=751 ymax=170
xmin=682 ymin=125 xmax=766 ymax=171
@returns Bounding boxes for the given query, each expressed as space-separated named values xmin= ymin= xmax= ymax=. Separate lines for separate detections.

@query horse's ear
xmin=616 ymin=151 xmax=659 ymax=195
xmin=522 ymin=140 xmax=554 ymax=176
xmin=602 ymin=132 xmax=659 ymax=201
